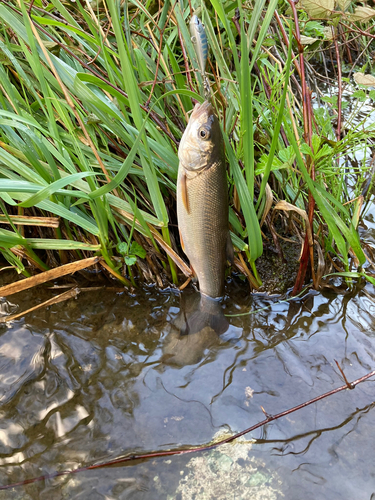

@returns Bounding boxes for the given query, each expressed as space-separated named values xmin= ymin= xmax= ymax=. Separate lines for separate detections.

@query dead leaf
xmin=0 ymin=215 xmax=60 ymax=228
xmin=234 ymin=255 xmax=259 ymax=290
xmin=274 ymin=201 xmax=317 ymax=288
xmin=260 ymin=182 xmax=274 ymax=228
xmin=299 ymin=0 xmax=334 ymax=18
xmin=275 ymin=201 xmax=313 ymax=247
xmin=300 ymin=35 xmax=319 ymax=45
xmin=349 ymin=6 xmax=375 ymax=22
xmin=337 ymin=0 xmax=351 ymax=11
xmin=322 ymin=26 xmax=335 ymax=40
xmin=353 ymin=72 xmax=375 ymax=86
xmin=0 ymin=256 xmax=101 ymax=297
xmin=314 ymin=239 xmax=325 ymax=288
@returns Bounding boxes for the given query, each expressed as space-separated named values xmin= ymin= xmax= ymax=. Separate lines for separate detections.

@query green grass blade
xmin=223 ymin=132 xmax=262 ymax=262
xmin=256 ymin=28 xmax=293 ymax=212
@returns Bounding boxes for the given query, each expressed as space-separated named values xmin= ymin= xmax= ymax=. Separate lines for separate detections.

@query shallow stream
xmin=0 ymin=238 xmax=375 ymax=499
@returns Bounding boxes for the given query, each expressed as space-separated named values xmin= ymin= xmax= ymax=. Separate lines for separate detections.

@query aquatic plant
xmin=0 ymin=0 xmax=374 ymax=293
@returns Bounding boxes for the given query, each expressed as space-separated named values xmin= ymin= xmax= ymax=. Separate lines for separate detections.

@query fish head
xmin=178 ymin=101 xmax=223 ymax=172
xmin=190 ymin=15 xmax=205 ymax=38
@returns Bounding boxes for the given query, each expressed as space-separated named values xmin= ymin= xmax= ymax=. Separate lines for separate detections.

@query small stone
xmin=247 ymin=471 xmax=268 ymax=487
xmin=217 ymin=454 xmax=233 ymax=472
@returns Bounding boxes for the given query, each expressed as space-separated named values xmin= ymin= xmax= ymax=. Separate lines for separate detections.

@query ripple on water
xmin=0 ymin=281 xmax=374 ymax=499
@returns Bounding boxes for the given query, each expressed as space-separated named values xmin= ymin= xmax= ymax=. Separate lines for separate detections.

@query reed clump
xmin=0 ymin=0 xmax=374 ymax=293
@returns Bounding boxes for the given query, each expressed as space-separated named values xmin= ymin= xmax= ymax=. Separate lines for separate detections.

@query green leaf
xmin=88 ymin=110 xmax=148 ymax=200
xmin=284 ymin=120 xmax=366 ymax=267
xmin=352 ymin=90 xmax=367 ymax=101
xmin=240 ymin=14 xmax=254 ymax=197
xmin=130 ymin=241 xmax=147 ymax=259
xmin=117 ymin=242 xmax=128 ymax=255
xmin=18 ymin=172 xmax=96 ymax=207
xmin=125 ymin=255 xmax=137 ymax=266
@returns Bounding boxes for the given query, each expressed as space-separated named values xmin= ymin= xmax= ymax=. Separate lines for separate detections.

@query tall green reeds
xmin=0 ymin=0 xmax=373 ymax=289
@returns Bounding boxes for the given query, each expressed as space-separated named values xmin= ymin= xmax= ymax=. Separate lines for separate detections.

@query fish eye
xmin=198 ymin=127 xmax=210 ymax=140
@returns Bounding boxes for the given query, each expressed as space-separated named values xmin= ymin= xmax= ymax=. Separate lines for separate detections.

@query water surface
xmin=0 ymin=267 xmax=374 ymax=499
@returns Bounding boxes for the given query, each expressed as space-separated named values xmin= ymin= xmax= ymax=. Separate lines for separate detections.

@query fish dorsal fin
xmin=180 ymin=171 xmax=190 ymax=214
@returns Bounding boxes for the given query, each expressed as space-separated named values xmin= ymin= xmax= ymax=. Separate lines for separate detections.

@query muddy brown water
xmin=0 ymin=201 xmax=374 ymax=499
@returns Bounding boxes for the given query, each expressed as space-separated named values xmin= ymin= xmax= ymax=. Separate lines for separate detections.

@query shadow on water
xmin=159 ymin=292 xmax=240 ymax=369
xmin=0 ymin=273 xmax=374 ymax=499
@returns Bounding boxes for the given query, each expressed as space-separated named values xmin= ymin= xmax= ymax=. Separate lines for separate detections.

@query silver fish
xmin=177 ymin=100 xmax=233 ymax=299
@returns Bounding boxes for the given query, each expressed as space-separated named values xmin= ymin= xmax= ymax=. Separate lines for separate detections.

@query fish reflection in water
xmin=160 ymin=292 xmax=237 ymax=368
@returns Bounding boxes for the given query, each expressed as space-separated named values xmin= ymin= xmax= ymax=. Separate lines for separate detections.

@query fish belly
xmin=177 ymin=160 xmax=229 ymax=298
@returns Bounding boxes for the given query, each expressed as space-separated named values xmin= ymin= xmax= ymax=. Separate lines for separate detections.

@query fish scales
xmin=177 ymin=101 xmax=232 ymax=298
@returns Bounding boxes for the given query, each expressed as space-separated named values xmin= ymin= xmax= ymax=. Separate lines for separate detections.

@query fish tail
xmin=181 ymin=293 xmax=228 ymax=336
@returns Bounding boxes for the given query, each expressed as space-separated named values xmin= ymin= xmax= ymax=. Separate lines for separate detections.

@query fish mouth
xmin=191 ymin=100 xmax=213 ymax=120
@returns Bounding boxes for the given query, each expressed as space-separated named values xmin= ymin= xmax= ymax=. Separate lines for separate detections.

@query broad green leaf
xmin=18 ymin=172 xmax=96 ymax=207
xmin=125 ymin=255 xmax=137 ymax=266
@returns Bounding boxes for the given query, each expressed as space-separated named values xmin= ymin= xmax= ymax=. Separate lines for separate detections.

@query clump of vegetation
xmin=0 ymin=0 xmax=374 ymax=293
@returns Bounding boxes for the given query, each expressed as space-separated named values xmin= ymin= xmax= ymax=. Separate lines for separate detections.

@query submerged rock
xmin=172 ymin=431 xmax=284 ymax=499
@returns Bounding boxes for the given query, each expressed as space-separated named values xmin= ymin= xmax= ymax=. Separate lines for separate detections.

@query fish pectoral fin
xmin=226 ymin=232 xmax=234 ymax=264
xmin=179 ymin=228 xmax=185 ymax=253
xmin=180 ymin=171 xmax=190 ymax=213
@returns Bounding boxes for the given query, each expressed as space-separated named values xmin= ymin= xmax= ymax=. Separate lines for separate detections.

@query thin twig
xmin=335 ymin=360 xmax=354 ymax=389
xmin=1 ymin=369 xmax=374 ymax=490
xmin=178 ymin=27 xmax=196 ymax=95
xmin=145 ymin=3 xmax=176 ymax=107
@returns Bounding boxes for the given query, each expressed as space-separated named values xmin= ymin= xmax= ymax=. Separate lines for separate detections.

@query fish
xmin=189 ymin=15 xmax=208 ymax=79
xmin=177 ymin=101 xmax=233 ymax=299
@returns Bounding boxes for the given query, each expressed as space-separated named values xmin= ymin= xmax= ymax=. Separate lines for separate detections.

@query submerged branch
xmin=1 ymin=368 xmax=374 ymax=490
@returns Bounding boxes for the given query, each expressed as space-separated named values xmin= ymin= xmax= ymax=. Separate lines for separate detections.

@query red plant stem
xmin=340 ymin=21 xmax=375 ymax=40
xmin=288 ymin=2 xmax=310 ymax=147
xmin=145 ymin=31 xmax=164 ymax=108
xmin=1 ymin=369 xmax=374 ymax=491
xmin=286 ymin=0 xmax=316 ymax=295
xmin=274 ymin=10 xmax=301 ymax=79
xmin=178 ymin=28 xmax=196 ymax=94
xmin=333 ymin=26 xmax=342 ymax=142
